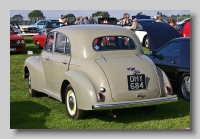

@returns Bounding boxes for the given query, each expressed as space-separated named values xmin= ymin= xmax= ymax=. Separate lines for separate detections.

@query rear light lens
xmin=98 ymin=93 xmax=103 ymax=100
xmin=166 ymin=86 xmax=171 ymax=93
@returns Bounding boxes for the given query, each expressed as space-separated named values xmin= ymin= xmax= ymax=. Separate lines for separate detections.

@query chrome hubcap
xmin=66 ymin=90 xmax=76 ymax=115
xmin=69 ymin=96 xmax=74 ymax=110
xmin=28 ymin=76 xmax=31 ymax=94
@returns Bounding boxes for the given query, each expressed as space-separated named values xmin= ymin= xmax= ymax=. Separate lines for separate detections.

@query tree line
xmin=12 ymin=10 xmax=190 ymax=21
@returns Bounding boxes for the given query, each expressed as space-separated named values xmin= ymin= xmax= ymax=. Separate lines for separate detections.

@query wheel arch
xmin=61 ymin=70 xmax=98 ymax=110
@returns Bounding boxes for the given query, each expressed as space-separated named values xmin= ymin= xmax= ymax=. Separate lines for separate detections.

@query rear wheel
xmin=143 ymin=36 xmax=148 ymax=48
xmin=65 ymin=85 xmax=85 ymax=119
xmin=180 ymin=73 xmax=190 ymax=101
xmin=28 ymin=74 xmax=37 ymax=97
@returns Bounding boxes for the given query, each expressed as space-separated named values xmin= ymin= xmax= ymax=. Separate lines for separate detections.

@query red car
xmin=33 ymin=21 xmax=61 ymax=49
xmin=176 ymin=18 xmax=190 ymax=37
xmin=33 ymin=33 xmax=46 ymax=49
xmin=10 ymin=25 xmax=26 ymax=53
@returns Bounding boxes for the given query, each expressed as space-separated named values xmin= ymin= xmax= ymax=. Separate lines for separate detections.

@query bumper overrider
xmin=92 ymin=95 xmax=178 ymax=110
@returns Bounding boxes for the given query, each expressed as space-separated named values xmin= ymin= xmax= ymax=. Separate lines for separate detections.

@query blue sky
xmin=10 ymin=10 xmax=190 ymax=19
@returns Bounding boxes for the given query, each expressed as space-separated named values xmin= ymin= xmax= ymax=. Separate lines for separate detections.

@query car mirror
xmin=150 ymin=51 xmax=157 ymax=57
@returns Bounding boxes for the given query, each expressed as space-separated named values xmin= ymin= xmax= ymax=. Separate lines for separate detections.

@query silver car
xmin=23 ymin=25 xmax=178 ymax=119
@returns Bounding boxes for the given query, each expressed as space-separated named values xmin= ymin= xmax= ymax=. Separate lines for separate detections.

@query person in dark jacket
xmin=60 ymin=15 xmax=69 ymax=26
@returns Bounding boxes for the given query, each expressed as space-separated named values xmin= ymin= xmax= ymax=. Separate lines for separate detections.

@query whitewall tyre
xmin=65 ymin=85 xmax=85 ymax=119
xmin=28 ymin=74 xmax=37 ymax=97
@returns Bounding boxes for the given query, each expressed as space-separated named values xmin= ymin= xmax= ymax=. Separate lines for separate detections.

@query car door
xmin=40 ymin=32 xmax=55 ymax=92
xmin=49 ymin=32 xmax=71 ymax=97
xmin=152 ymin=41 xmax=182 ymax=81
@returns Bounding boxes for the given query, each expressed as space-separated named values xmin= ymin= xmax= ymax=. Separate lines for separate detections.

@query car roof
xmin=138 ymin=20 xmax=181 ymax=50
xmin=51 ymin=25 xmax=143 ymax=58
xmin=171 ymin=37 xmax=190 ymax=41
xmin=177 ymin=18 xmax=190 ymax=25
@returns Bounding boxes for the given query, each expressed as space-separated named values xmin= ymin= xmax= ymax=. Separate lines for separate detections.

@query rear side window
xmin=93 ymin=36 xmax=136 ymax=51
xmin=157 ymin=41 xmax=182 ymax=57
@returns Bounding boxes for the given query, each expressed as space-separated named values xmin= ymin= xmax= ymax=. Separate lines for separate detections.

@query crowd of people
xmin=59 ymin=13 xmax=190 ymax=39
xmin=59 ymin=15 xmax=96 ymax=26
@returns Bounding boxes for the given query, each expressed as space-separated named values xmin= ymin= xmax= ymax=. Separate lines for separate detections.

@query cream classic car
xmin=23 ymin=25 xmax=178 ymax=119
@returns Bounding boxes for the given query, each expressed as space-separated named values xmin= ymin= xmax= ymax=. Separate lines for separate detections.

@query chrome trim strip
xmin=92 ymin=95 xmax=178 ymax=110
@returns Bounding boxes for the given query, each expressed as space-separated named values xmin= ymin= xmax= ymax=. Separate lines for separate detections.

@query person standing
xmin=74 ymin=17 xmax=80 ymax=25
xmin=119 ymin=13 xmax=138 ymax=30
xmin=78 ymin=16 xmax=84 ymax=25
xmin=84 ymin=16 xmax=91 ymax=24
xmin=60 ymin=15 xmax=69 ymax=26
xmin=168 ymin=19 xmax=176 ymax=29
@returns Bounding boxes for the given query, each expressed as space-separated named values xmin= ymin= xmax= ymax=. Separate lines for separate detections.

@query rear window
xmin=93 ymin=36 xmax=136 ymax=51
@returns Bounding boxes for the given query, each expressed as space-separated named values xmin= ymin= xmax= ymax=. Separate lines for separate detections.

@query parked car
xmin=138 ymin=19 xmax=181 ymax=51
xmin=23 ymin=25 xmax=178 ymax=119
xmin=30 ymin=19 xmax=59 ymax=33
xmin=176 ymin=18 xmax=190 ymax=36
xmin=33 ymin=21 xmax=61 ymax=48
xmin=145 ymin=37 xmax=190 ymax=101
xmin=10 ymin=25 xmax=26 ymax=53
xmin=10 ymin=20 xmax=39 ymax=35
xmin=10 ymin=21 xmax=24 ymax=27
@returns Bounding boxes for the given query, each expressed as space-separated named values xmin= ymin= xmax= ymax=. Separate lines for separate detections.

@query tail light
xmin=98 ymin=93 xmax=104 ymax=100
xmin=166 ymin=86 xmax=171 ymax=94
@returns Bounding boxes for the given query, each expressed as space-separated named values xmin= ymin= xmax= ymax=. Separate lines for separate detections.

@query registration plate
xmin=10 ymin=48 xmax=16 ymax=51
xmin=127 ymin=74 xmax=146 ymax=90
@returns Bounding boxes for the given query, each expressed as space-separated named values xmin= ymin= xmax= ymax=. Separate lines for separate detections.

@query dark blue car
xmin=145 ymin=37 xmax=190 ymax=101
xmin=138 ymin=20 xmax=190 ymax=100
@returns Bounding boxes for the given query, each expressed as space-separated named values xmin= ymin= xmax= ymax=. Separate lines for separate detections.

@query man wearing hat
xmin=60 ymin=15 xmax=69 ymax=26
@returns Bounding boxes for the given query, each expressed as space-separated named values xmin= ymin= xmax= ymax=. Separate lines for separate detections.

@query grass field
xmin=10 ymin=36 xmax=190 ymax=129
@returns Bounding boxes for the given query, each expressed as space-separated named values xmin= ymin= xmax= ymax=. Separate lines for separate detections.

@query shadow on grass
xmin=10 ymin=101 xmax=51 ymax=129
xmin=85 ymin=94 xmax=190 ymax=123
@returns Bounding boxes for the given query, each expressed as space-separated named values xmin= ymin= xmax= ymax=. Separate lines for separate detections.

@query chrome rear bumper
xmin=92 ymin=95 xmax=178 ymax=110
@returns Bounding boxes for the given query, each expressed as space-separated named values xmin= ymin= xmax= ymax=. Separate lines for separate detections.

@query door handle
xmin=46 ymin=58 xmax=50 ymax=60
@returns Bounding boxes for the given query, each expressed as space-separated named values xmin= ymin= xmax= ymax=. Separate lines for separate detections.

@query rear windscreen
xmin=93 ymin=36 xmax=136 ymax=51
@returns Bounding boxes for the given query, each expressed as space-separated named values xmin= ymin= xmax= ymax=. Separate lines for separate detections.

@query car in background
xmin=30 ymin=19 xmax=59 ymax=33
xmin=138 ymin=19 xmax=181 ymax=51
xmin=138 ymin=20 xmax=190 ymax=100
xmin=176 ymin=18 xmax=190 ymax=36
xmin=145 ymin=37 xmax=190 ymax=101
xmin=33 ymin=21 xmax=61 ymax=48
xmin=11 ymin=20 xmax=39 ymax=35
xmin=23 ymin=25 xmax=178 ymax=119
xmin=10 ymin=21 xmax=24 ymax=28
xmin=10 ymin=25 xmax=26 ymax=53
